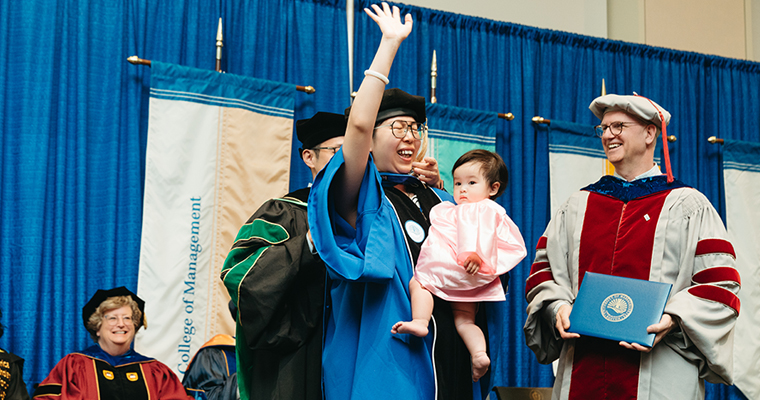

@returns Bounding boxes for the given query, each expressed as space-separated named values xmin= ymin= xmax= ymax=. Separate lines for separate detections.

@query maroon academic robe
xmin=33 ymin=345 xmax=189 ymax=400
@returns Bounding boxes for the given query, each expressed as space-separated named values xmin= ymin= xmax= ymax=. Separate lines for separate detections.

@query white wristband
xmin=364 ymin=69 xmax=389 ymax=85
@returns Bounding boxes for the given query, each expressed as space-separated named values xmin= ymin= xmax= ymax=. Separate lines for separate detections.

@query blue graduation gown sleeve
xmin=309 ymin=151 xmax=401 ymax=282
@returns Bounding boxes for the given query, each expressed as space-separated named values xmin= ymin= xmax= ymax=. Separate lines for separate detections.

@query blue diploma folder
xmin=568 ymin=272 xmax=672 ymax=346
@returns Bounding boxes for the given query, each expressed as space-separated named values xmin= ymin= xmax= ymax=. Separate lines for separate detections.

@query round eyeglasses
xmin=594 ymin=121 xmax=639 ymax=138
xmin=103 ymin=314 xmax=133 ymax=325
xmin=311 ymin=146 xmax=341 ymax=155
xmin=374 ymin=120 xmax=425 ymax=140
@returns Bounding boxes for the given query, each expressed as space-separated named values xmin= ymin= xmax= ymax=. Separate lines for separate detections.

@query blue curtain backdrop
xmin=0 ymin=0 xmax=348 ymax=391
xmin=351 ymin=1 xmax=757 ymax=398
xmin=0 ymin=0 xmax=757 ymax=398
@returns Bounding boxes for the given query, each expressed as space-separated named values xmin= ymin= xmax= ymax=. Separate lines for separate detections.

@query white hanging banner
xmin=722 ymin=139 xmax=760 ymax=400
xmin=546 ymin=120 xmax=610 ymax=215
xmin=136 ymin=61 xmax=294 ymax=377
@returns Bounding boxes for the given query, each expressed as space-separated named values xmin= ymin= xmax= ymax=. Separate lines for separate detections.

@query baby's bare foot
xmin=471 ymin=352 xmax=490 ymax=382
xmin=391 ymin=319 xmax=429 ymax=337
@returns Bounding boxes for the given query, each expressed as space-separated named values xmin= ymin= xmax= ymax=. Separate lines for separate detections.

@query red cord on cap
xmin=635 ymin=94 xmax=674 ymax=183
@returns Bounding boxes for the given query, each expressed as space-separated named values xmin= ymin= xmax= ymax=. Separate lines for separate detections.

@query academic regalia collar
xmin=582 ymin=175 xmax=689 ymax=203
xmin=283 ymin=187 xmax=310 ymax=204
xmin=613 ymin=164 xmax=662 ymax=181
xmin=380 ymin=173 xmax=425 ymax=188
xmin=79 ymin=344 xmax=153 ymax=366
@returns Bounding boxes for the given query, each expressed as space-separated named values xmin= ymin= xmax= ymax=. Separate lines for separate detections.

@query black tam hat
xmin=344 ymin=88 xmax=426 ymax=124
xmin=296 ymin=112 xmax=347 ymax=150
xmin=82 ymin=286 xmax=145 ymax=333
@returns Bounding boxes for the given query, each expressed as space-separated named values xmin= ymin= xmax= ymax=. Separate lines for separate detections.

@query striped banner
xmin=135 ymin=61 xmax=295 ymax=377
xmin=722 ymin=139 xmax=760 ymax=400
xmin=425 ymin=103 xmax=497 ymax=189
xmin=546 ymin=121 xmax=610 ymax=215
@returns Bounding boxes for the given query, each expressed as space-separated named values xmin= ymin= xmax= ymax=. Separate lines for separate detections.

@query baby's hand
xmin=463 ymin=253 xmax=482 ymax=274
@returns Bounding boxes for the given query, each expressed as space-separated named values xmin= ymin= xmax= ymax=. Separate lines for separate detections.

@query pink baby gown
xmin=414 ymin=199 xmax=527 ymax=302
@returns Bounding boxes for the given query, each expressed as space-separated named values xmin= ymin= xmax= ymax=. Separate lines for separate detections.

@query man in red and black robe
xmin=524 ymin=94 xmax=740 ymax=399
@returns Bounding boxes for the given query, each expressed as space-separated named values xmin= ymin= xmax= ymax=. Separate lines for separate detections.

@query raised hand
xmin=338 ymin=3 xmax=413 ymax=228
xmin=364 ymin=2 xmax=413 ymax=43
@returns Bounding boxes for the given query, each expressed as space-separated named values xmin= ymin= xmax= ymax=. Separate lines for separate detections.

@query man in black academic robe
xmin=220 ymin=112 xmax=345 ymax=400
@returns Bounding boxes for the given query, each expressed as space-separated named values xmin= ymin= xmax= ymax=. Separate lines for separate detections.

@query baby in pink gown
xmin=392 ymin=149 xmax=527 ymax=382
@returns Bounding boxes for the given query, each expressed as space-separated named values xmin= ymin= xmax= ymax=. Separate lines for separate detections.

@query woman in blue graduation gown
xmin=309 ymin=4 xmax=477 ymax=399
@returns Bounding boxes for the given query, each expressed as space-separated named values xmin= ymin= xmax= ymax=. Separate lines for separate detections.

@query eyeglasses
xmin=594 ymin=121 xmax=639 ymax=138
xmin=104 ymin=314 xmax=133 ymax=325
xmin=311 ymin=146 xmax=341 ymax=155
xmin=374 ymin=120 xmax=425 ymax=140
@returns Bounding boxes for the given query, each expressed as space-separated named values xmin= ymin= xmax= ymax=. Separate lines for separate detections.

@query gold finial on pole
xmin=216 ymin=18 xmax=224 ymax=73
xmin=127 ymin=55 xmax=151 ymax=66
xmin=708 ymin=136 xmax=724 ymax=144
xmin=430 ymin=50 xmax=437 ymax=104
xmin=498 ymin=113 xmax=514 ymax=121
xmin=298 ymin=86 xmax=316 ymax=94
xmin=601 ymin=78 xmax=607 ymax=96
xmin=667 ymin=135 xmax=677 ymax=142
xmin=532 ymin=116 xmax=550 ymax=124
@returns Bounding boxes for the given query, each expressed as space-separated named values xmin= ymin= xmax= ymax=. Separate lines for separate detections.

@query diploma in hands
xmin=568 ymin=272 xmax=672 ymax=346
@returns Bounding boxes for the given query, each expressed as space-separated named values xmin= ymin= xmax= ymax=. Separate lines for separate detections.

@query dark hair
xmin=452 ymin=149 xmax=509 ymax=199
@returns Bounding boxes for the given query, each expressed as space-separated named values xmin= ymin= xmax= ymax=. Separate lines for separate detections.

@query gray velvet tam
xmin=296 ymin=112 xmax=347 ymax=149
xmin=344 ymin=88 xmax=426 ymax=124
xmin=589 ymin=94 xmax=671 ymax=128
